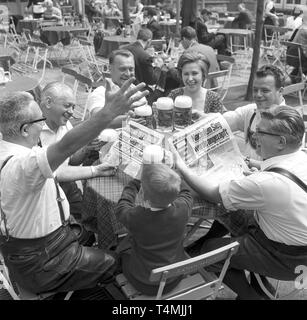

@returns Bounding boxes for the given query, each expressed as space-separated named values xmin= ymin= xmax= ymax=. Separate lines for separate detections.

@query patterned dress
xmin=168 ymin=87 xmax=227 ymax=114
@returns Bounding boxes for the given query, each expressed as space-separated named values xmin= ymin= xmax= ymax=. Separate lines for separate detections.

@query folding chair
xmin=11 ymin=40 xmax=49 ymax=85
xmin=283 ymin=82 xmax=305 ymax=106
xmin=204 ymin=64 xmax=234 ymax=101
xmin=253 ymin=273 xmax=303 ymax=300
xmin=61 ymin=66 xmax=79 ymax=96
xmin=74 ymin=73 xmax=102 ymax=121
xmin=280 ymin=41 xmax=304 ymax=84
xmin=0 ymin=252 xmax=73 ymax=300
xmin=115 ymin=241 xmax=239 ymax=300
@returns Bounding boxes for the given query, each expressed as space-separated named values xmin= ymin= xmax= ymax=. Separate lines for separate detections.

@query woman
xmin=285 ymin=6 xmax=303 ymax=40
xmin=168 ymin=52 xmax=226 ymax=118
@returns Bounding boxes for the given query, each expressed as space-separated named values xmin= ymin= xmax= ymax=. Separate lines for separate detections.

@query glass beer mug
xmin=173 ymin=95 xmax=192 ymax=130
xmin=154 ymin=97 xmax=174 ymax=133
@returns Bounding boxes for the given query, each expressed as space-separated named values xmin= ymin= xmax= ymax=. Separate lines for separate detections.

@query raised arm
xmin=47 ymin=78 xmax=148 ymax=172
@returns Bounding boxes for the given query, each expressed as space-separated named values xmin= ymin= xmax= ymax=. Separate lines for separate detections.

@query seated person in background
xmin=196 ymin=9 xmax=230 ymax=55
xmin=285 ymin=6 xmax=303 ymax=40
xmin=231 ymin=3 xmax=253 ymax=29
xmin=180 ymin=26 xmax=220 ymax=89
xmin=122 ymin=28 xmax=166 ymax=91
xmin=130 ymin=0 xmax=144 ymax=18
xmin=87 ymin=49 xmax=148 ymax=125
xmin=102 ymin=0 xmax=121 ymax=17
xmin=85 ymin=0 xmax=103 ymax=23
xmin=43 ymin=0 xmax=62 ymax=21
xmin=40 ymin=82 xmax=116 ymax=228
xmin=0 ymin=79 xmax=148 ymax=294
xmin=175 ymin=105 xmax=307 ymax=300
xmin=168 ymin=52 xmax=226 ymax=120
xmin=286 ymin=8 xmax=307 ymax=83
xmin=116 ymin=163 xmax=193 ymax=295
xmin=145 ymin=8 xmax=164 ymax=40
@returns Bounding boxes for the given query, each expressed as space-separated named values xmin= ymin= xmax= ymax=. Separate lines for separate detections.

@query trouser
xmin=0 ymin=225 xmax=116 ymax=294
xmin=203 ymin=211 xmax=307 ymax=281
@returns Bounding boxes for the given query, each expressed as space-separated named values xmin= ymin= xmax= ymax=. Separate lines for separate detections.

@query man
xmin=40 ymin=82 xmax=115 ymax=225
xmin=180 ymin=26 xmax=220 ymax=88
xmin=174 ymin=105 xmax=307 ymax=299
xmin=231 ymin=3 xmax=253 ymax=29
xmin=43 ymin=0 xmax=62 ymax=21
xmin=223 ymin=64 xmax=286 ymax=161
xmin=145 ymin=7 xmax=163 ymax=40
xmin=196 ymin=8 xmax=230 ymax=55
xmin=0 ymin=79 xmax=148 ymax=294
xmin=87 ymin=49 xmax=147 ymax=124
xmin=122 ymin=28 xmax=165 ymax=89
xmin=286 ymin=7 xmax=307 ymax=83
xmin=187 ymin=65 xmax=287 ymax=260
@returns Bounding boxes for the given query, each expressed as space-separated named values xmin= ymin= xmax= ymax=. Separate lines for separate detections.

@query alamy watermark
xmin=294 ymin=265 xmax=307 ymax=290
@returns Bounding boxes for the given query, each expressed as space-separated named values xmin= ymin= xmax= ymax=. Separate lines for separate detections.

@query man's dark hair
xmin=109 ymin=49 xmax=134 ymax=64
xmin=201 ymin=9 xmax=212 ymax=16
xmin=180 ymin=26 xmax=197 ymax=40
xmin=261 ymin=105 xmax=305 ymax=148
xmin=137 ymin=28 xmax=153 ymax=41
xmin=146 ymin=7 xmax=157 ymax=17
xmin=256 ymin=65 xmax=285 ymax=89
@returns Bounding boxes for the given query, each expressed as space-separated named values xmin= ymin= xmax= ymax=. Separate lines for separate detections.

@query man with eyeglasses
xmin=174 ymin=105 xmax=307 ymax=299
xmin=39 ymin=82 xmax=117 ymax=243
xmin=0 ymin=79 xmax=148 ymax=294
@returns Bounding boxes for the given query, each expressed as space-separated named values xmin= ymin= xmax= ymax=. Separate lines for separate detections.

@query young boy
xmin=116 ymin=163 xmax=193 ymax=295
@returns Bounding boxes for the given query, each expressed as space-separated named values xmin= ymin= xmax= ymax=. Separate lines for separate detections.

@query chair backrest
xmin=283 ymin=82 xmax=305 ymax=106
xmin=149 ymin=241 xmax=239 ymax=300
xmin=205 ymin=61 xmax=233 ymax=101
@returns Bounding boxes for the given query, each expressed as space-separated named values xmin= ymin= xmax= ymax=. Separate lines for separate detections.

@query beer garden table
xmin=16 ymin=19 xmax=42 ymax=35
xmin=40 ymin=26 xmax=89 ymax=46
xmin=97 ymin=35 xmax=136 ymax=58
xmin=82 ymin=132 xmax=224 ymax=250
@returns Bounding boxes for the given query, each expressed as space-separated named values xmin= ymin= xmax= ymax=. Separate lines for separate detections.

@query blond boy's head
xmin=141 ymin=163 xmax=181 ymax=208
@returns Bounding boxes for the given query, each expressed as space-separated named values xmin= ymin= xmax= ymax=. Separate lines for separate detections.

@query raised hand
xmin=103 ymin=78 xmax=149 ymax=118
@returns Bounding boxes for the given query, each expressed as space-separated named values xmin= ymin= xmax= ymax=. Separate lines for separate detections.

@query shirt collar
xmin=150 ymin=204 xmax=171 ymax=211
xmin=0 ymin=139 xmax=33 ymax=160
xmin=261 ymin=150 xmax=302 ymax=171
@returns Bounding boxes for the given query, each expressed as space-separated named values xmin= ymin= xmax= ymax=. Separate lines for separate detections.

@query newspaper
xmin=168 ymin=113 xmax=249 ymax=183
xmin=99 ymin=121 xmax=173 ymax=179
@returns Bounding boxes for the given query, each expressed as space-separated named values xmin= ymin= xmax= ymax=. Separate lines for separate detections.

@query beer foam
xmin=134 ymin=105 xmax=152 ymax=117
xmin=156 ymin=97 xmax=174 ymax=110
xmin=143 ymin=145 xmax=164 ymax=163
xmin=99 ymin=129 xmax=118 ymax=142
xmin=174 ymin=95 xmax=192 ymax=109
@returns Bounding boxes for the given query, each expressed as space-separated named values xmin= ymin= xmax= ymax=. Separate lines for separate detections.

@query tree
xmin=245 ymin=0 xmax=265 ymax=101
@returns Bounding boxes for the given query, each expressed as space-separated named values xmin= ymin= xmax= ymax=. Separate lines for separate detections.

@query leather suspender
xmin=267 ymin=167 xmax=307 ymax=193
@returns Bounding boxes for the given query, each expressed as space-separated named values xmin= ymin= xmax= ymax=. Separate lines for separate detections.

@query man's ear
xmin=45 ymin=96 xmax=52 ymax=109
xmin=278 ymin=135 xmax=287 ymax=150
xmin=20 ymin=124 xmax=29 ymax=137
xmin=279 ymin=86 xmax=284 ymax=95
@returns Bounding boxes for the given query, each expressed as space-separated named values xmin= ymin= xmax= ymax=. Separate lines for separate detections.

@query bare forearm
xmin=179 ymin=166 xmax=222 ymax=204
xmin=56 ymin=165 xmax=94 ymax=182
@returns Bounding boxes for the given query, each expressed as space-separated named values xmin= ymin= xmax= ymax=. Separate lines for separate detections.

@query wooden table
xmin=104 ymin=15 xmax=123 ymax=30
xmin=0 ymin=76 xmax=40 ymax=99
xmin=16 ymin=19 xmax=42 ymax=35
xmin=97 ymin=35 xmax=136 ymax=58
xmin=218 ymin=28 xmax=254 ymax=53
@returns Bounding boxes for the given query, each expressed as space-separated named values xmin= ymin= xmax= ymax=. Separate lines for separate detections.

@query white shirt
xmin=40 ymin=121 xmax=73 ymax=166
xmin=219 ymin=150 xmax=307 ymax=246
xmin=87 ymin=79 xmax=148 ymax=115
xmin=285 ymin=16 xmax=303 ymax=39
xmin=223 ymin=98 xmax=286 ymax=160
xmin=0 ymin=140 xmax=70 ymax=238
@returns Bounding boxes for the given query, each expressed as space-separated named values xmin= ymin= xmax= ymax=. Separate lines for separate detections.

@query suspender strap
xmin=54 ymin=178 xmax=68 ymax=225
xmin=0 ymin=155 xmax=14 ymax=240
xmin=267 ymin=167 xmax=307 ymax=193
xmin=245 ymin=111 xmax=256 ymax=144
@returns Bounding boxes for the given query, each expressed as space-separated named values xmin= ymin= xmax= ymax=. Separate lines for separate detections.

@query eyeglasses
xmin=255 ymin=130 xmax=282 ymax=137
xmin=20 ymin=117 xmax=46 ymax=131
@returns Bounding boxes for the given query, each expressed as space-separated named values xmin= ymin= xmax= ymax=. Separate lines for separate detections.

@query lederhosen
xmin=0 ymin=156 xmax=115 ymax=294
